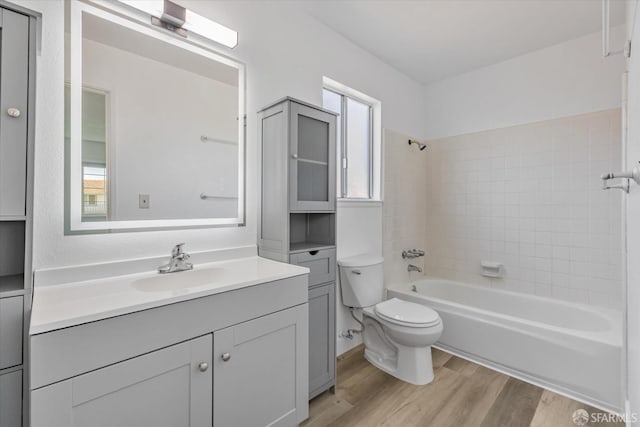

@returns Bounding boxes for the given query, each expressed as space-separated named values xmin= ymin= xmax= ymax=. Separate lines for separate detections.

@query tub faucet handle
xmin=402 ymin=249 xmax=425 ymax=259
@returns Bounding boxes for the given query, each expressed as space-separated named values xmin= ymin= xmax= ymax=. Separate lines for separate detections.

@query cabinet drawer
xmin=0 ymin=369 xmax=22 ymax=427
xmin=290 ymin=248 xmax=335 ymax=286
xmin=0 ymin=296 xmax=23 ymax=369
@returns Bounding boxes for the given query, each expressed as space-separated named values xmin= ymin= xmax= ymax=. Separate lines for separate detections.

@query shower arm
xmin=408 ymin=139 xmax=427 ymax=151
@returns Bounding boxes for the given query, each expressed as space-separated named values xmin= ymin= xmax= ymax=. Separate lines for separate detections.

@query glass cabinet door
xmin=289 ymin=102 xmax=336 ymax=211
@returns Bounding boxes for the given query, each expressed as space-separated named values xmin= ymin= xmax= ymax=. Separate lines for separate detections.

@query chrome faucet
xmin=408 ymin=264 xmax=422 ymax=273
xmin=158 ymin=243 xmax=193 ymax=274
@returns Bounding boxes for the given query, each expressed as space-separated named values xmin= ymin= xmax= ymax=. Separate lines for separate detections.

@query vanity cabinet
xmin=214 ymin=306 xmax=308 ymax=427
xmin=32 ymin=335 xmax=213 ymax=427
xmin=30 ymin=272 xmax=309 ymax=427
xmin=0 ymin=6 xmax=36 ymax=427
xmin=259 ymin=98 xmax=338 ymax=400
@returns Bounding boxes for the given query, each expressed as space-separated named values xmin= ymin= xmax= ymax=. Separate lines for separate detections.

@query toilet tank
xmin=337 ymin=254 xmax=384 ymax=308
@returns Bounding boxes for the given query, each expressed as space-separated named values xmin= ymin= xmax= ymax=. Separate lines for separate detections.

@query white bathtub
xmin=386 ymin=278 xmax=623 ymax=413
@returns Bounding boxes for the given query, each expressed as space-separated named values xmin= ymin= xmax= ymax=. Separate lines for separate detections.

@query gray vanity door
xmin=214 ymin=304 xmax=309 ymax=427
xmin=308 ymin=282 xmax=336 ymax=399
xmin=0 ymin=369 xmax=22 ymax=427
xmin=289 ymin=102 xmax=336 ymax=212
xmin=30 ymin=335 xmax=212 ymax=427
xmin=0 ymin=8 xmax=29 ymax=217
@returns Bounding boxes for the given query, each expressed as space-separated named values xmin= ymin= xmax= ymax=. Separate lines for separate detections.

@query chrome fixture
xmin=220 ymin=352 xmax=231 ymax=362
xmin=408 ymin=139 xmax=427 ymax=151
xmin=116 ymin=0 xmax=238 ymax=48
xmin=158 ymin=243 xmax=193 ymax=274
xmin=602 ymin=0 xmax=631 ymax=58
xmin=198 ymin=362 xmax=209 ymax=372
xmin=402 ymin=249 xmax=425 ymax=259
xmin=342 ymin=308 xmax=364 ymax=340
xmin=408 ymin=264 xmax=422 ymax=273
xmin=200 ymin=135 xmax=237 ymax=145
xmin=601 ymin=164 xmax=640 ymax=193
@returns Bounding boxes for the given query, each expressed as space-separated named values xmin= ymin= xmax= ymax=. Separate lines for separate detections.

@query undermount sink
xmin=132 ymin=267 xmax=225 ymax=292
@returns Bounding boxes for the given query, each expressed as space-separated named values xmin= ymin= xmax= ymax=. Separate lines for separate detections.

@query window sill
xmin=337 ymin=199 xmax=383 ymax=208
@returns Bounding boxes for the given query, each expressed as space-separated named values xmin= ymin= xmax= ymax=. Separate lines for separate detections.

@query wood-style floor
xmin=302 ymin=345 xmax=623 ymax=427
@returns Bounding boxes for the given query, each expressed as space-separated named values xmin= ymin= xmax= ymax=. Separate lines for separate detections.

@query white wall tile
xmin=423 ymin=109 xmax=623 ymax=309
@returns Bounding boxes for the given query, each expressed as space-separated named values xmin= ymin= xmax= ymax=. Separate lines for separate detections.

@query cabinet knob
xmin=291 ymin=153 xmax=298 ymax=159
xmin=7 ymin=108 xmax=20 ymax=118
xmin=198 ymin=362 xmax=209 ymax=372
xmin=220 ymin=352 xmax=231 ymax=362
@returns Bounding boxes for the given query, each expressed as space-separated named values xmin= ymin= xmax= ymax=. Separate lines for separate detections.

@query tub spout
xmin=408 ymin=264 xmax=422 ymax=273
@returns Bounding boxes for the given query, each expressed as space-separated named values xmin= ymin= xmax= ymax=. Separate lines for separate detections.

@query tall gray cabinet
xmin=258 ymin=97 xmax=337 ymax=399
xmin=0 ymin=5 xmax=36 ymax=427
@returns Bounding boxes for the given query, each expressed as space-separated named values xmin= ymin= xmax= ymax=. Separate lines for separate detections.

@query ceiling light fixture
xmin=117 ymin=0 xmax=238 ymax=48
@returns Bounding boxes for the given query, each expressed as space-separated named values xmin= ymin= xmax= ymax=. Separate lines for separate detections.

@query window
xmin=82 ymin=164 xmax=107 ymax=217
xmin=322 ymin=80 xmax=381 ymax=201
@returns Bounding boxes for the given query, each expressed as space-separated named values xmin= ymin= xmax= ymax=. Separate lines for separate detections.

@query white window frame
xmin=323 ymin=77 xmax=382 ymax=202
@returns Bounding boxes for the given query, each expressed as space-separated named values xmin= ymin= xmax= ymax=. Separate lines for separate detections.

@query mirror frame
xmin=66 ymin=1 xmax=246 ymax=233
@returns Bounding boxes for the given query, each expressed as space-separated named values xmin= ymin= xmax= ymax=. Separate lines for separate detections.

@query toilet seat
xmin=374 ymin=298 xmax=440 ymax=328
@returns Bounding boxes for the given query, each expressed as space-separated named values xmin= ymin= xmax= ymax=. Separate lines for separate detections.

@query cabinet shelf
xmin=296 ymin=158 xmax=328 ymax=166
xmin=0 ymin=216 xmax=26 ymax=222
xmin=289 ymin=243 xmax=336 ymax=254
xmin=0 ymin=274 xmax=24 ymax=297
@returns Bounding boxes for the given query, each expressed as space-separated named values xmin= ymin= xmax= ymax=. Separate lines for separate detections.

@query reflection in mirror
xmin=65 ymin=2 xmax=244 ymax=232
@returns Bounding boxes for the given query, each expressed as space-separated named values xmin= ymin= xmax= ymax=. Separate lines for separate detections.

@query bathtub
xmin=387 ymin=278 xmax=623 ymax=413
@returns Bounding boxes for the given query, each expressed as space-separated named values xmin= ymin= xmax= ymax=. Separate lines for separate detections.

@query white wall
xmin=423 ymin=26 xmax=626 ymax=140
xmin=81 ymin=38 xmax=238 ymax=220
xmin=17 ymin=0 xmax=422 ymax=271
xmin=335 ymin=201 xmax=383 ymax=355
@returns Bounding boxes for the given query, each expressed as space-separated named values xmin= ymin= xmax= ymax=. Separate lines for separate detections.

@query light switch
xmin=139 ymin=194 xmax=150 ymax=209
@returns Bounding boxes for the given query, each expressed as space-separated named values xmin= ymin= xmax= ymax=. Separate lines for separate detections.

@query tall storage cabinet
xmin=0 ymin=6 xmax=36 ymax=427
xmin=259 ymin=97 xmax=338 ymax=399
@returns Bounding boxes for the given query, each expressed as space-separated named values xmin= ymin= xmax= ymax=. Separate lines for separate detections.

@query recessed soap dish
xmin=481 ymin=261 xmax=504 ymax=278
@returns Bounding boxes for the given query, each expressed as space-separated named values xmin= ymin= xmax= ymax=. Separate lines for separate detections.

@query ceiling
xmin=298 ymin=0 xmax=626 ymax=84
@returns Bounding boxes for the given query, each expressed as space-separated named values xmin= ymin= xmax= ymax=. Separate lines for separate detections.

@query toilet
xmin=338 ymin=254 xmax=443 ymax=385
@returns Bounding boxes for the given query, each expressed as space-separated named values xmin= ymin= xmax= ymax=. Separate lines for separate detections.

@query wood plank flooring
xmin=302 ymin=345 xmax=623 ymax=427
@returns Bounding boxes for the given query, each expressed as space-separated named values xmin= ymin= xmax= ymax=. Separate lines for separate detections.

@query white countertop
xmin=30 ymin=256 xmax=308 ymax=335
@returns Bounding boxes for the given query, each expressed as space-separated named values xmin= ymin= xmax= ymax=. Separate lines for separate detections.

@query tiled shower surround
xmin=423 ymin=109 xmax=623 ymax=308
xmin=383 ymin=109 xmax=624 ymax=309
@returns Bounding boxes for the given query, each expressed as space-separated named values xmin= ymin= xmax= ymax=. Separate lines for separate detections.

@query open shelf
xmin=0 ymin=274 xmax=24 ymax=297
xmin=0 ymin=221 xmax=25 ymax=296
xmin=289 ymin=212 xmax=335 ymax=254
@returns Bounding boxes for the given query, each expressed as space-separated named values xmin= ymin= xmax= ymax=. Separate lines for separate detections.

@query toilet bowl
xmin=338 ymin=254 xmax=443 ymax=385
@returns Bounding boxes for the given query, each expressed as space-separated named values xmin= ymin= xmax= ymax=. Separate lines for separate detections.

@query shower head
xmin=408 ymin=139 xmax=427 ymax=151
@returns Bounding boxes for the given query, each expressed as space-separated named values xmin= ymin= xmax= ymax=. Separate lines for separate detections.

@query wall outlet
xmin=139 ymin=194 xmax=150 ymax=209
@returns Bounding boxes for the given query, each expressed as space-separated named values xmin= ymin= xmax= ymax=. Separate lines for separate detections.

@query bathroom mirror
xmin=64 ymin=1 xmax=245 ymax=233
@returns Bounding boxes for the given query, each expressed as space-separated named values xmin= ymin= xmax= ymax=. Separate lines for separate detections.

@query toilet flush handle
xmin=352 ymin=270 xmax=361 ymax=275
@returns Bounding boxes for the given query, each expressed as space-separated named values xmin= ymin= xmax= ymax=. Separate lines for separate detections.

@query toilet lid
xmin=375 ymin=298 xmax=440 ymax=327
